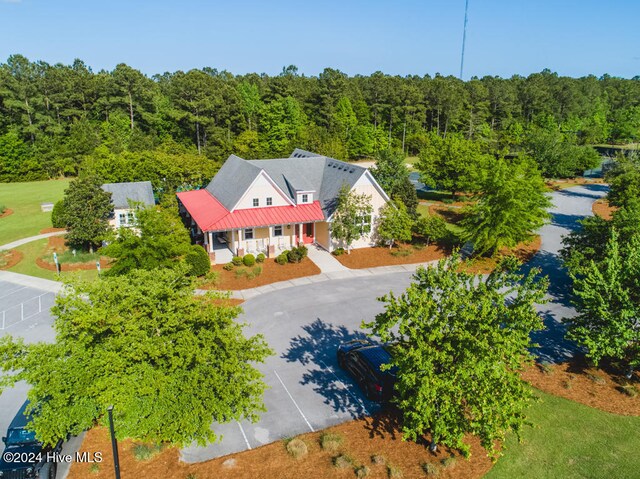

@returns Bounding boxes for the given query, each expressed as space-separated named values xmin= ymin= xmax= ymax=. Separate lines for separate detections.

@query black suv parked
xmin=337 ymin=339 xmax=397 ymax=402
xmin=0 ymin=402 xmax=61 ymax=479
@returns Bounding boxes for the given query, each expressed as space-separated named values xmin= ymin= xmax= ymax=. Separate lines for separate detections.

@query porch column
xmin=207 ymin=231 xmax=213 ymax=253
xmin=231 ymin=229 xmax=236 ymax=255
xmin=298 ymin=223 xmax=302 ymax=246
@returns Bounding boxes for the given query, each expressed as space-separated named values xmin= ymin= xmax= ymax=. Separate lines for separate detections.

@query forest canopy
xmin=1 ymin=54 xmax=638 ymax=184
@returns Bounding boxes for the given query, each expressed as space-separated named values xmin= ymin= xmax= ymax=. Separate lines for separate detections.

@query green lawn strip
xmin=8 ymin=238 xmax=98 ymax=282
xmin=405 ymin=156 xmax=419 ymax=169
xmin=416 ymin=204 xmax=463 ymax=236
xmin=0 ymin=179 xmax=71 ymax=245
xmin=486 ymin=390 xmax=640 ymax=479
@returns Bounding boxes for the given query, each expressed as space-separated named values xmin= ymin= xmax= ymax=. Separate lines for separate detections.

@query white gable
xmin=233 ymin=171 xmax=293 ymax=210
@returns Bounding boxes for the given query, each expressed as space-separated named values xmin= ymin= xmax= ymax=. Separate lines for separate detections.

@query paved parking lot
xmin=181 ymin=271 xmax=413 ymax=462
xmin=0 ymin=276 xmax=81 ymax=479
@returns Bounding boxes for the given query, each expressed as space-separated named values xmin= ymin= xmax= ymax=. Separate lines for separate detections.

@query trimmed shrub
xmin=421 ymin=463 xmax=440 ymax=476
xmin=256 ymin=253 xmax=266 ymax=263
xmin=332 ymin=247 xmax=345 ymax=256
xmin=203 ymin=270 xmax=219 ymax=284
xmin=232 ymin=256 xmax=243 ymax=266
xmin=441 ymin=456 xmax=457 ymax=468
xmin=243 ymin=254 xmax=256 ymax=267
xmin=320 ymin=433 xmax=343 ymax=452
xmin=296 ymin=245 xmax=308 ymax=260
xmin=234 ymin=268 xmax=247 ymax=278
xmin=287 ymin=248 xmax=301 ymax=263
xmin=355 ymin=466 xmax=371 ymax=478
xmin=387 ymin=464 xmax=403 ymax=478
xmin=133 ymin=443 xmax=163 ymax=461
xmin=0 ymin=204 xmax=6 ymax=215
xmin=333 ymin=454 xmax=353 ymax=469
xmin=286 ymin=438 xmax=308 ymax=459
xmin=276 ymin=253 xmax=288 ymax=265
xmin=51 ymin=200 xmax=67 ymax=228
xmin=252 ymin=265 xmax=263 ymax=276
xmin=185 ymin=244 xmax=211 ymax=277
xmin=223 ymin=262 xmax=234 ymax=271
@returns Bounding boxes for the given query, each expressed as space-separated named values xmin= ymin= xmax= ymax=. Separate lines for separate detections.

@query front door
xmin=302 ymin=223 xmax=314 ymax=244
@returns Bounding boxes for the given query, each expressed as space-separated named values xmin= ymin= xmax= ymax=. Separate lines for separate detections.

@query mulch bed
xmin=523 ymin=355 xmax=640 ymax=416
xmin=0 ymin=249 xmax=23 ymax=270
xmin=460 ymin=236 xmax=542 ymax=274
xmin=0 ymin=208 xmax=14 ymax=219
xmin=68 ymin=416 xmax=493 ymax=479
xmin=592 ymin=198 xmax=616 ymax=220
xmin=39 ymin=227 xmax=66 ymax=234
xmin=545 ymin=177 xmax=604 ymax=191
xmin=334 ymin=243 xmax=452 ymax=269
xmin=202 ymin=258 xmax=321 ymax=291
xmin=36 ymin=236 xmax=111 ymax=272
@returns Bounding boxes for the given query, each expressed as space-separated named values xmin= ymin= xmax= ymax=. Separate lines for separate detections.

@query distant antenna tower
xmin=459 ymin=0 xmax=469 ymax=79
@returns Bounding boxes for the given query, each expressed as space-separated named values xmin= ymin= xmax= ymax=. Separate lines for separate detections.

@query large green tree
xmin=61 ymin=175 xmax=113 ymax=252
xmin=364 ymin=255 xmax=548 ymax=458
xmin=416 ymin=132 xmax=490 ymax=198
xmin=461 ymin=158 xmax=551 ymax=256
xmin=330 ymin=184 xmax=373 ymax=253
xmin=565 ymin=230 xmax=640 ymax=374
xmin=101 ymin=204 xmax=192 ymax=275
xmin=376 ymin=201 xmax=413 ymax=248
xmin=0 ymin=267 xmax=272 ymax=446
xmin=370 ymin=149 xmax=418 ymax=215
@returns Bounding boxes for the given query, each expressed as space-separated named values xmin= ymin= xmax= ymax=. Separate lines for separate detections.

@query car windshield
xmin=6 ymin=428 xmax=37 ymax=446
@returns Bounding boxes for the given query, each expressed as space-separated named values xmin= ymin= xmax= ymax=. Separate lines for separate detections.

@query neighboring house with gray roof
xmin=101 ymin=181 xmax=155 ymax=229
xmin=177 ymin=150 xmax=390 ymax=262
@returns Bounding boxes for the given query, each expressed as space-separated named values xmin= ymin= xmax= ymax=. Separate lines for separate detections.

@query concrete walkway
xmin=305 ymin=244 xmax=349 ymax=273
xmin=0 ymin=270 xmax=62 ymax=294
xmin=223 ymin=259 xmax=439 ymax=300
xmin=0 ymin=231 xmax=65 ymax=251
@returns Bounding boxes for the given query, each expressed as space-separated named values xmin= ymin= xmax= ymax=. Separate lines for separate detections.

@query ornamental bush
xmin=185 ymin=244 xmax=211 ymax=277
xmin=287 ymin=248 xmax=301 ymax=263
xmin=243 ymin=254 xmax=256 ymax=267
xmin=276 ymin=253 xmax=288 ymax=265
xmin=223 ymin=262 xmax=234 ymax=271
xmin=232 ymin=256 xmax=243 ymax=266
xmin=256 ymin=253 xmax=266 ymax=263
xmin=51 ymin=200 xmax=67 ymax=228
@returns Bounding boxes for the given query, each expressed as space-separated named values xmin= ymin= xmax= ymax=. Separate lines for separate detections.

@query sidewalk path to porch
xmin=212 ymin=258 xmax=439 ymax=301
xmin=305 ymin=243 xmax=349 ymax=273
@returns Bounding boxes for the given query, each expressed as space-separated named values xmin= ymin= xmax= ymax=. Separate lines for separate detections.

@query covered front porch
xmin=204 ymin=222 xmax=319 ymax=262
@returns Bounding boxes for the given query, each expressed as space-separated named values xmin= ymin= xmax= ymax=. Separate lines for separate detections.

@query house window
xmin=266 ymin=197 xmax=273 ymax=206
xmin=273 ymin=225 xmax=283 ymax=237
xmin=127 ymin=212 xmax=135 ymax=224
xmin=244 ymin=228 xmax=254 ymax=240
xmin=357 ymin=215 xmax=372 ymax=235
xmin=118 ymin=213 xmax=126 ymax=225
xmin=302 ymin=194 xmax=308 ymax=203
xmin=253 ymin=198 xmax=259 ymax=207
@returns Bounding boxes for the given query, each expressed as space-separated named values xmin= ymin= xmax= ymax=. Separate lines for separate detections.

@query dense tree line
xmin=1 ymin=54 xmax=639 ymax=183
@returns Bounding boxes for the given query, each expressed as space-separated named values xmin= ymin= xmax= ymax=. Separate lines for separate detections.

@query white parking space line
xmin=236 ymin=422 xmax=252 ymax=450
xmin=320 ymin=360 xmax=371 ymax=416
xmin=273 ymin=369 xmax=315 ymax=432
xmin=0 ymin=286 xmax=27 ymax=300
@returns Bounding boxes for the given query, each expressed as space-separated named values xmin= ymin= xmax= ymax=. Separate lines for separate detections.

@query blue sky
xmin=1 ymin=0 xmax=638 ymax=78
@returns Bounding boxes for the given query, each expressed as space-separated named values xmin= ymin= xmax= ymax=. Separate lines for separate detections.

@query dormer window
xmin=302 ymin=194 xmax=308 ymax=203
xmin=266 ymin=197 xmax=273 ymax=206
xmin=253 ymin=198 xmax=259 ymax=207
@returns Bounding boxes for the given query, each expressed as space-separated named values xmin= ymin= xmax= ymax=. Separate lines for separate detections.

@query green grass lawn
xmin=7 ymin=238 xmax=99 ymax=282
xmin=486 ymin=390 xmax=640 ymax=479
xmin=406 ymin=156 xmax=419 ymax=169
xmin=416 ymin=203 xmax=464 ymax=236
xmin=0 ymin=179 xmax=71 ymax=245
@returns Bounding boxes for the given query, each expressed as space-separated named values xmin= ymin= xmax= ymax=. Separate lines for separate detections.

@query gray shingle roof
xmin=247 ymin=152 xmax=369 ymax=218
xmin=101 ymin=181 xmax=155 ymax=209
xmin=205 ymin=154 xmax=262 ymax=210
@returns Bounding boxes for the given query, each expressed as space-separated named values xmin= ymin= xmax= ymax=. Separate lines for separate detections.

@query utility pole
xmin=107 ymin=406 xmax=121 ymax=479
xmin=459 ymin=0 xmax=470 ymax=79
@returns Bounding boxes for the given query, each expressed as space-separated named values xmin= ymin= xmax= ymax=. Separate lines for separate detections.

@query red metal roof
xmin=177 ymin=189 xmax=325 ymax=232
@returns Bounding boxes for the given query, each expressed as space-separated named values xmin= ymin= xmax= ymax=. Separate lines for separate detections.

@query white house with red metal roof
xmin=176 ymin=149 xmax=390 ymax=263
